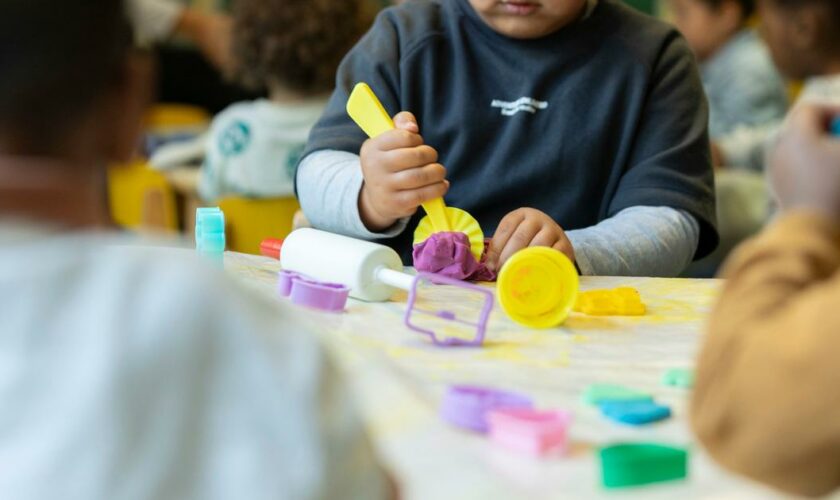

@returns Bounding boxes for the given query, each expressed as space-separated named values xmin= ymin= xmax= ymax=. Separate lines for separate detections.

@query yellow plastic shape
xmin=497 ymin=247 xmax=579 ymax=329
xmin=346 ymin=83 xmax=484 ymax=260
xmin=574 ymin=287 xmax=646 ymax=316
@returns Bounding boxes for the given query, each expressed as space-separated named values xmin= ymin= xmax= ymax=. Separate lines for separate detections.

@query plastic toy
xmin=662 ymin=368 xmax=695 ymax=389
xmin=497 ymin=247 xmax=579 ymax=328
xmin=346 ymin=83 xmax=484 ymax=261
xmin=574 ymin=287 xmax=646 ymax=316
xmin=277 ymin=270 xmax=350 ymax=312
xmin=831 ymin=116 xmax=840 ymax=136
xmin=440 ymin=385 xmax=532 ymax=433
xmin=583 ymin=384 xmax=652 ymax=406
xmin=281 ymin=228 xmax=494 ymax=345
xmin=260 ymin=238 xmax=283 ymax=260
xmin=599 ymin=401 xmax=672 ymax=426
xmin=488 ymin=408 xmax=573 ymax=456
xmin=195 ymin=207 xmax=225 ymax=265
xmin=599 ymin=443 xmax=688 ymax=488
xmin=405 ymin=273 xmax=494 ymax=346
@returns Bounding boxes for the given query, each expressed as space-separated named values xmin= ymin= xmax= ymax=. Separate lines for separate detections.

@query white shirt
xmin=200 ymin=98 xmax=327 ymax=201
xmin=0 ymin=222 xmax=388 ymax=500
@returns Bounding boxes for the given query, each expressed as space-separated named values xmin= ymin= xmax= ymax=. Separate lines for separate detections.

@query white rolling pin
xmin=280 ymin=228 xmax=415 ymax=302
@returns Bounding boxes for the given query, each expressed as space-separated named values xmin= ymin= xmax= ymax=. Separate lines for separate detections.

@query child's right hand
xmin=358 ymin=112 xmax=448 ymax=231
xmin=770 ymin=104 xmax=840 ymax=218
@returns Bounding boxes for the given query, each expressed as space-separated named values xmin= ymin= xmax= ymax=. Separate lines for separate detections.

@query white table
xmin=225 ymin=252 xmax=781 ymax=500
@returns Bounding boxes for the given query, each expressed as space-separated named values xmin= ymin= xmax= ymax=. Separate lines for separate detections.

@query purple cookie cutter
xmin=278 ymin=270 xmax=350 ymax=313
xmin=440 ymin=385 xmax=533 ymax=433
xmin=404 ymin=272 xmax=495 ymax=347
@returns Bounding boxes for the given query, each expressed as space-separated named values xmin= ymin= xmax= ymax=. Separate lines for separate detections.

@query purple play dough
xmin=413 ymin=232 xmax=497 ymax=282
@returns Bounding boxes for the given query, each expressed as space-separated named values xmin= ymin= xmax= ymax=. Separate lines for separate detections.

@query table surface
xmin=224 ymin=252 xmax=780 ymax=500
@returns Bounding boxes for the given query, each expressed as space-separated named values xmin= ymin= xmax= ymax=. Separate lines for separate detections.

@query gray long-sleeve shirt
xmin=297 ymin=150 xmax=699 ymax=277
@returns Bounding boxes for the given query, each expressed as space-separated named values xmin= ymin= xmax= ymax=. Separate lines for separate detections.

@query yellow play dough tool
xmin=497 ymin=247 xmax=579 ymax=329
xmin=346 ymin=83 xmax=484 ymax=260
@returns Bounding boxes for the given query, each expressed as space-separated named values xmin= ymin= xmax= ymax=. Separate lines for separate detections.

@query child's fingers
xmin=553 ymin=238 xmax=576 ymax=263
xmin=393 ymin=111 xmax=420 ymax=133
xmin=529 ymin=228 xmax=561 ymax=248
xmin=393 ymin=180 xmax=449 ymax=214
xmin=382 ymin=145 xmax=439 ymax=172
xmin=486 ymin=211 xmax=526 ymax=270
xmin=370 ymin=128 xmax=424 ymax=152
xmin=388 ymin=162 xmax=446 ymax=190
xmin=497 ymin=219 xmax=542 ymax=269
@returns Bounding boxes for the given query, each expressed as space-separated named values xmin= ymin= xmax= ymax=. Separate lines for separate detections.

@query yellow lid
xmin=497 ymin=247 xmax=579 ymax=329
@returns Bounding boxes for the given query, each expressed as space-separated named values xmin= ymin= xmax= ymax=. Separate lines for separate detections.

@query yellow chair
xmin=217 ymin=197 xmax=300 ymax=255
xmin=107 ymin=160 xmax=179 ymax=232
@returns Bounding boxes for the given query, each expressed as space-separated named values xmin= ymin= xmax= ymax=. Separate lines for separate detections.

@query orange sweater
xmin=692 ymin=212 xmax=840 ymax=497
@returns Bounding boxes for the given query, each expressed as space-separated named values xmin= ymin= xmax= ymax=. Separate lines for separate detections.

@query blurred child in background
xmin=198 ymin=0 xmax=372 ymax=201
xmin=670 ymin=0 xmax=788 ymax=171
xmin=0 ymin=1 xmax=391 ymax=498
xmin=693 ymin=0 xmax=840 ymax=496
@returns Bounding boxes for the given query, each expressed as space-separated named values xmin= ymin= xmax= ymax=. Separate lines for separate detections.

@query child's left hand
xmin=485 ymin=208 xmax=575 ymax=272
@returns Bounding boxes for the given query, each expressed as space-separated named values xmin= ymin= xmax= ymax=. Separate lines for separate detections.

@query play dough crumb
xmin=575 ymin=287 xmax=646 ymax=316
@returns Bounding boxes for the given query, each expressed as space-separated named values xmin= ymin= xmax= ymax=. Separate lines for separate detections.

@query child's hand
xmin=770 ymin=104 xmax=840 ymax=218
xmin=486 ymin=208 xmax=575 ymax=272
xmin=358 ymin=112 xmax=448 ymax=231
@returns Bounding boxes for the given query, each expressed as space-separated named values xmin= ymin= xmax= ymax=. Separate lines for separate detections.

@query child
xmin=669 ymin=0 xmax=788 ymax=170
xmin=692 ymin=1 xmax=840 ymax=496
xmin=0 ymin=1 xmax=390 ymax=498
xmin=197 ymin=0 xmax=371 ymax=201
xmin=296 ymin=0 xmax=719 ymax=277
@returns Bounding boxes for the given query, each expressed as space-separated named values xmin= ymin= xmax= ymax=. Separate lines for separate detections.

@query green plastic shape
xmin=582 ymin=384 xmax=652 ymax=406
xmin=600 ymin=443 xmax=689 ymax=488
xmin=662 ymin=368 xmax=695 ymax=389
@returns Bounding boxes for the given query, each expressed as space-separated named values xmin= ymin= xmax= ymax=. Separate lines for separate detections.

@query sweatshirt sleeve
xmin=567 ymin=206 xmax=699 ymax=277
xmin=608 ymin=33 xmax=718 ymax=260
xmin=692 ymin=211 xmax=840 ymax=497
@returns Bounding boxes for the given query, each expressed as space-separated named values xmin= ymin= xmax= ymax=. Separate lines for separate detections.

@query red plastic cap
xmin=260 ymin=238 xmax=284 ymax=260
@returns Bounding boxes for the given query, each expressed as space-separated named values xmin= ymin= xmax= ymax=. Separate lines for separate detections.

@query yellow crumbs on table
xmin=574 ymin=287 xmax=646 ymax=316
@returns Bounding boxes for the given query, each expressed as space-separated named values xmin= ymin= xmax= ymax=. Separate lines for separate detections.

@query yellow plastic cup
xmin=497 ymin=247 xmax=579 ymax=329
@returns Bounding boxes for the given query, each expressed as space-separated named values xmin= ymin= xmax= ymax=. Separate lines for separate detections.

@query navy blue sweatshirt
xmin=301 ymin=0 xmax=718 ymax=262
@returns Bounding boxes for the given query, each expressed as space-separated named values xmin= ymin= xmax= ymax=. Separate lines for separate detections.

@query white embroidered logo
xmin=491 ymin=97 xmax=549 ymax=116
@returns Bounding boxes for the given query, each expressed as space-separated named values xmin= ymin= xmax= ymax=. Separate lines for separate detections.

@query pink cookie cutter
xmin=404 ymin=272 xmax=495 ymax=347
xmin=440 ymin=385 xmax=533 ymax=433
xmin=488 ymin=408 xmax=574 ymax=456
xmin=278 ymin=270 xmax=350 ymax=313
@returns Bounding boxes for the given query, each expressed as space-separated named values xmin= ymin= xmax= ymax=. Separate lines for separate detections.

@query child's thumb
xmin=393 ymin=112 xmax=420 ymax=133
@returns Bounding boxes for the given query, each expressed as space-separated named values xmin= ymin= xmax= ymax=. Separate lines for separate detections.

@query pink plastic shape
xmin=488 ymin=408 xmax=574 ymax=456
xmin=404 ymin=272 xmax=495 ymax=347
xmin=440 ymin=385 xmax=533 ymax=433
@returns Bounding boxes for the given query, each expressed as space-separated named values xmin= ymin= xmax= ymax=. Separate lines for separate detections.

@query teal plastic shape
xmin=582 ymin=384 xmax=652 ymax=406
xmin=831 ymin=116 xmax=840 ymax=137
xmin=600 ymin=443 xmax=688 ymax=488
xmin=196 ymin=207 xmax=226 ymax=264
xmin=662 ymin=368 xmax=695 ymax=389
xmin=600 ymin=401 xmax=672 ymax=426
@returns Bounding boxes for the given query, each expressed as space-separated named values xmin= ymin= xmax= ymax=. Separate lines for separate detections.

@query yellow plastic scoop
xmin=346 ymin=83 xmax=484 ymax=260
